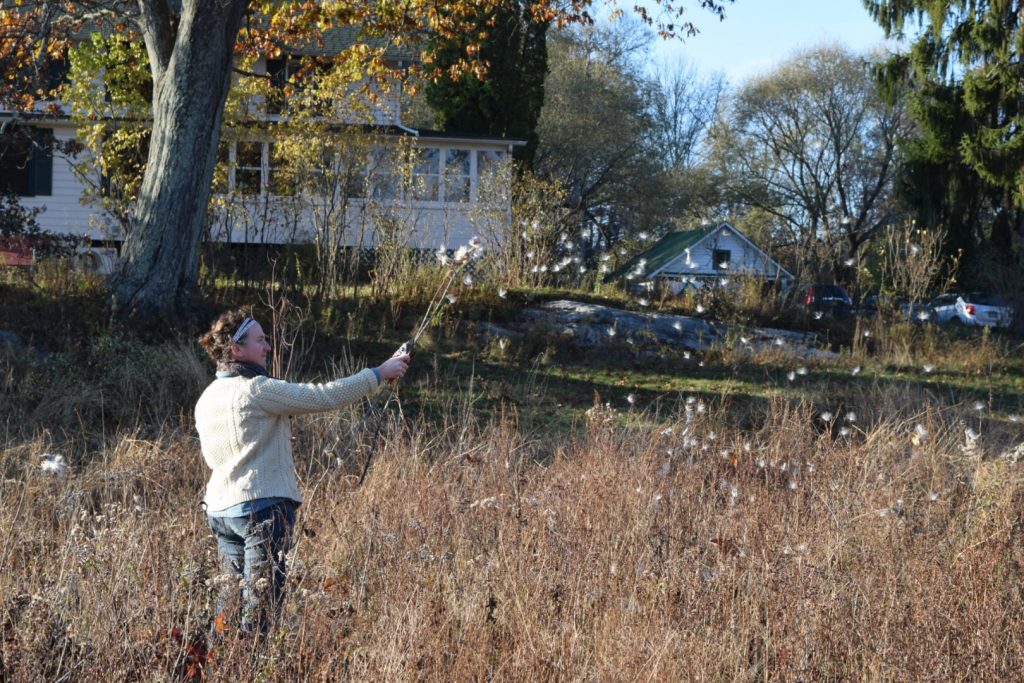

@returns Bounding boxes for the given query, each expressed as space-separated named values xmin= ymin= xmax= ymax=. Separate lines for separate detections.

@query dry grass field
xmin=2 ymin=270 xmax=1024 ymax=680
xmin=3 ymin=367 xmax=1024 ymax=681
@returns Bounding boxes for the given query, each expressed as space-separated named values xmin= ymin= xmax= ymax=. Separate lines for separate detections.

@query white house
xmin=605 ymin=222 xmax=794 ymax=293
xmin=0 ymin=28 xmax=524 ymax=261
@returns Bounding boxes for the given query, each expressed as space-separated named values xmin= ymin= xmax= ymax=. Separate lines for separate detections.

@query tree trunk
xmin=110 ymin=0 xmax=248 ymax=323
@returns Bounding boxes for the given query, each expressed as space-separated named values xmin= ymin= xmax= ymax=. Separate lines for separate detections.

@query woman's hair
xmin=198 ymin=309 xmax=253 ymax=363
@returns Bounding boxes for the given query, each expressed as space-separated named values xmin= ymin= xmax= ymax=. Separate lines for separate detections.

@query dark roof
xmin=277 ymin=26 xmax=418 ymax=63
xmin=604 ymin=228 xmax=712 ymax=282
xmin=64 ymin=15 xmax=419 ymax=63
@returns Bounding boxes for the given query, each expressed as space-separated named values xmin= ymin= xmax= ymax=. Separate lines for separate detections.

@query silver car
xmin=954 ymin=294 xmax=1013 ymax=328
xmin=904 ymin=293 xmax=961 ymax=323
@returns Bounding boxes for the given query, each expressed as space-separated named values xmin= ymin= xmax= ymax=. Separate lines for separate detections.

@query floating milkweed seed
xmin=499 ymin=289 xmax=508 ymax=298
xmin=922 ymin=364 xmax=934 ymax=373
xmin=463 ymin=274 xmax=473 ymax=286
xmin=796 ymin=367 xmax=808 ymax=376
xmin=695 ymin=304 xmax=705 ymax=313
xmin=638 ymin=298 xmax=650 ymax=307
xmin=844 ymin=258 xmax=856 ymax=267
xmin=787 ymin=371 xmax=796 ymax=381
xmin=852 ymin=366 xmax=861 ymax=376
xmin=972 ymin=400 xmax=986 ymax=412
xmin=627 ymin=394 xmax=636 ymax=405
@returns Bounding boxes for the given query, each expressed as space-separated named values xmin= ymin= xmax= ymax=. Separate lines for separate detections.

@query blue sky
xmin=650 ymin=0 xmax=899 ymax=83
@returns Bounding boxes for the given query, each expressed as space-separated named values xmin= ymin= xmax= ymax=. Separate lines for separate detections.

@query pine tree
xmin=866 ymin=0 xmax=1023 ymax=291
xmin=424 ymin=0 xmax=548 ymax=164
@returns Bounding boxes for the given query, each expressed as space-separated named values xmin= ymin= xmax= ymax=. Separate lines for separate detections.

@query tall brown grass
xmin=2 ymin=380 xmax=1023 ymax=681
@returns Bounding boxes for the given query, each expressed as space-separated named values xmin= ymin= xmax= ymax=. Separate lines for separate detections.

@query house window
xmin=444 ymin=149 xmax=470 ymax=203
xmin=476 ymin=149 xmax=506 ymax=199
xmin=235 ymin=141 xmax=263 ymax=196
xmin=211 ymin=142 xmax=231 ymax=194
xmin=0 ymin=127 xmax=53 ymax=197
xmin=713 ymin=249 xmax=731 ymax=270
xmin=345 ymin=159 xmax=368 ymax=199
xmin=411 ymin=147 xmax=440 ymax=201
xmin=369 ymin=147 xmax=400 ymax=201
xmin=267 ymin=143 xmax=295 ymax=196
xmin=477 ymin=150 xmax=505 ymax=178
xmin=265 ymin=57 xmax=302 ymax=115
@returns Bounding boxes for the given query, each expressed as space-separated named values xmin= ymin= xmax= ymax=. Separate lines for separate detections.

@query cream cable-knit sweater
xmin=195 ymin=368 xmax=380 ymax=512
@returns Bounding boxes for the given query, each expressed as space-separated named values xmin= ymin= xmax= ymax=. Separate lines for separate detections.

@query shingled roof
xmin=604 ymin=228 xmax=713 ymax=282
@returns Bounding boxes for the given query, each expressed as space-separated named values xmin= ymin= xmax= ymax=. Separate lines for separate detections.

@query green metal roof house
xmin=605 ymin=222 xmax=794 ymax=293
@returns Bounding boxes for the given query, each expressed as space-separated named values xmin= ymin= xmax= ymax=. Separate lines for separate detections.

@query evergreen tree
xmin=866 ymin=0 xmax=1023 ymax=291
xmin=425 ymin=0 xmax=548 ymax=164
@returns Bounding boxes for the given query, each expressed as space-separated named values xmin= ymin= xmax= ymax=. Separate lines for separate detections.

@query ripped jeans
xmin=207 ymin=499 xmax=297 ymax=637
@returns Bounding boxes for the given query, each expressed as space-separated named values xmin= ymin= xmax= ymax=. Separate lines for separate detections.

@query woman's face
xmin=231 ymin=321 xmax=271 ymax=368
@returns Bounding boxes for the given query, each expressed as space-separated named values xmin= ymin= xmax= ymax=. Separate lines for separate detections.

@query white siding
xmin=659 ymin=226 xmax=787 ymax=280
xmin=15 ymin=127 xmax=513 ymax=251
xmin=19 ymin=123 xmax=116 ymax=240
xmin=189 ymin=140 xmax=512 ymax=249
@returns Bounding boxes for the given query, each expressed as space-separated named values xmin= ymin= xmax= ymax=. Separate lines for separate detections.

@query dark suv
xmin=805 ymin=284 xmax=853 ymax=318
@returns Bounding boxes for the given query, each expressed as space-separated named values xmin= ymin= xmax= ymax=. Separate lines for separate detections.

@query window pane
xmin=478 ymin=150 xmax=505 ymax=177
xmin=237 ymin=141 xmax=262 ymax=167
xmin=446 ymin=148 xmax=470 ymax=176
xmin=411 ymin=176 xmax=439 ymax=201
xmin=211 ymin=141 xmax=230 ymax=194
xmin=235 ymin=141 xmax=262 ymax=195
xmin=236 ymin=169 xmax=261 ymax=195
xmin=416 ymin=148 xmax=440 ymax=175
xmin=444 ymin=149 xmax=470 ymax=203
xmin=412 ymin=147 xmax=439 ymax=200
xmin=373 ymin=173 xmax=399 ymax=201
xmin=445 ymin=177 xmax=470 ymax=202
xmin=266 ymin=143 xmax=294 ymax=195
xmin=345 ymin=172 xmax=367 ymax=199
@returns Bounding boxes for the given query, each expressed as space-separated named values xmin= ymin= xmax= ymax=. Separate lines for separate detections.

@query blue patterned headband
xmin=231 ymin=318 xmax=257 ymax=343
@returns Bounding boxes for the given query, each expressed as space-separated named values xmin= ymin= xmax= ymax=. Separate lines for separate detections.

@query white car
xmin=954 ymin=295 xmax=1013 ymax=328
xmin=926 ymin=293 xmax=962 ymax=323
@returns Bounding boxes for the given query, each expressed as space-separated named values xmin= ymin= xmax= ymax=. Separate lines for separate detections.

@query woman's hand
xmin=377 ymin=354 xmax=410 ymax=382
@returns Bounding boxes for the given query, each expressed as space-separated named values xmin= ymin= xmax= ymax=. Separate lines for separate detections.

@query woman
xmin=195 ymin=309 xmax=409 ymax=637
